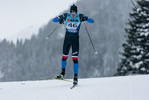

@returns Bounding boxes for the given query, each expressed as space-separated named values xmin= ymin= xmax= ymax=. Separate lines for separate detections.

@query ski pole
xmin=83 ymin=22 xmax=98 ymax=54
xmin=46 ymin=23 xmax=60 ymax=39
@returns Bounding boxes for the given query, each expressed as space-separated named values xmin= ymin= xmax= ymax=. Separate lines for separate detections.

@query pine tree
xmin=116 ymin=0 xmax=149 ymax=76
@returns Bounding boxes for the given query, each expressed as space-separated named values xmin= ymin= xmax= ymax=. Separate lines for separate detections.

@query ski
xmin=40 ymin=78 xmax=72 ymax=82
xmin=70 ymin=84 xmax=78 ymax=89
xmin=51 ymin=78 xmax=72 ymax=82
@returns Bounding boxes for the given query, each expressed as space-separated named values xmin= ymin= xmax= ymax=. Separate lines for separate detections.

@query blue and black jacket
xmin=53 ymin=13 xmax=94 ymax=34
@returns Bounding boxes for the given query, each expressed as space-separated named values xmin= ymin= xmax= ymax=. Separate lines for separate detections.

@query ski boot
xmin=73 ymin=74 xmax=78 ymax=85
xmin=56 ymin=68 xmax=65 ymax=79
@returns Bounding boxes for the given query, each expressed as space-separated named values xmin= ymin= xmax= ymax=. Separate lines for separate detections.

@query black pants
xmin=61 ymin=32 xmax=79 ymax=75
xmin=63 ymin=32 xmax=79 ymax=57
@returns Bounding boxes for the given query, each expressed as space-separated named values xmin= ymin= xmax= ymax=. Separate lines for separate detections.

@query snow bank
xmin=0 ymin=75 xmax=149 ymax=100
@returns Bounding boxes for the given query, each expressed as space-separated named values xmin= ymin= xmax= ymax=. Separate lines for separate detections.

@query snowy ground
xmin=0 ymin=75 xmax=149 ymax=100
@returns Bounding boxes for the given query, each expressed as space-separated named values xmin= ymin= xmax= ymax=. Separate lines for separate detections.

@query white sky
xmin=0 ymin=0 xmax=78 ymax=41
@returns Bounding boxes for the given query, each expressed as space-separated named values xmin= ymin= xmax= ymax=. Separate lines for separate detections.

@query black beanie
xmin=70 ymin=4 xmax=77 ymax=13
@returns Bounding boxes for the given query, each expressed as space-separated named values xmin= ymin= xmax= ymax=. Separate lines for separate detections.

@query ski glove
xmin=53 ymin=17 xmax=59 ymax=22
xmin=80 ymin=17 xmax=88 ymax=22
xmin=59 ymin=19 xmax=64 ymax=24
xmin=87 ymin=18 xmax=94 ymax=23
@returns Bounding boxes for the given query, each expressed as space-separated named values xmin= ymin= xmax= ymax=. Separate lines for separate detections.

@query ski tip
xmin=70 ymin=84 xmax=78 ymax=89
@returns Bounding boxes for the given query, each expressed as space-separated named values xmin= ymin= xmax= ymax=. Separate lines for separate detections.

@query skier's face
xmin=71 ymin=11 xmax=77 ymax=18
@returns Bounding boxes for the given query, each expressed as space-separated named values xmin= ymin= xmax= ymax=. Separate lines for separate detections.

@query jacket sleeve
xmin=53 ymin=13 xmax=67 ymax=23
xmin=79 ymin=13 xmax=94 ymax=23
xmin=59 ymin=13 xmax=67 ymax=21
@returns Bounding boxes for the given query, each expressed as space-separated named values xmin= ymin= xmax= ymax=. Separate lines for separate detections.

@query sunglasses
xmin=71 ymin=13 xmax=77 ymax=15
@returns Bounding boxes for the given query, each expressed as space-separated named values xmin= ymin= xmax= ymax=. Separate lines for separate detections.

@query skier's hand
xmin=81 ymin=17 xmax=88 ymax=21
xmin=59 ymin=19 xmax=64 ymax=24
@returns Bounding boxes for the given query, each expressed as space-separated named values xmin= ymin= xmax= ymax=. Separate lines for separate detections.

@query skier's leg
xmin=72 ymin=36 xmax=79 ymax=84
xmin=72 ymin=56 xmax=79 ymax=85
xmin=57 ymin=36 xmax=70 ymax=79
xmin=61 ymin=36 xmax=71 ymax=71
xmin=61 ymin=54 xmax=68 ymax=76
xmin=72 ymin=56 xmax=79 ymax=75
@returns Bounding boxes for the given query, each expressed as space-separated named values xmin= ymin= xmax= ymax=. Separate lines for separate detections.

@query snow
xmin=0 ymin=75 xmax=149 ymax=100
xmin=140 ymin=32 xmax=149 ymax=36
xmin=134 ymin=61 xmax=143 ymax=68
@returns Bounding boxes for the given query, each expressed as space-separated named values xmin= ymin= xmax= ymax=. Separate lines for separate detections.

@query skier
xmin=53 ymin=4 xmax=94 ymax=85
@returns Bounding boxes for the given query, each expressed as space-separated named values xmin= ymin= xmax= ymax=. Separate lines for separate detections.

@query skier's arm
xmin=80 ymin=14 xmax=94 ymax=23
xmin=53 ymin=13 xmax=67 ymax=24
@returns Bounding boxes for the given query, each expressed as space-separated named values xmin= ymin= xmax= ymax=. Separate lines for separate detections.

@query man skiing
xmin=53 ymin=4 xmax=94 ymax=85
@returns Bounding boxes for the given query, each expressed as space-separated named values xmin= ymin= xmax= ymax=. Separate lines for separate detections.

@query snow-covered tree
xmin=116 ymin=0 xmax=149 ymax=76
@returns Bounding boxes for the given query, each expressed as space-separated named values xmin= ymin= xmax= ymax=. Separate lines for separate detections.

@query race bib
xmin=65 ymin=13 xmax=81 ymax=33
xmin=66 ymin=23 xmax=80 ymax=33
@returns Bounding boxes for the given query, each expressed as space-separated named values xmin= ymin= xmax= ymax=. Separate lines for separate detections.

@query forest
xmin=0 ymin=0 xmax=140 ymax=81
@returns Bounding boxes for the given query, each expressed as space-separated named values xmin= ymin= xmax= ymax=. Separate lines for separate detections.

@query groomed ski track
xmin=0 ymin=75 xmax=149 ymax=100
